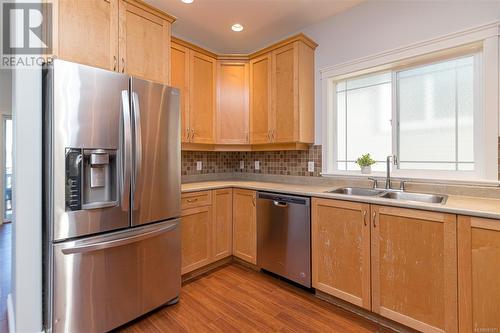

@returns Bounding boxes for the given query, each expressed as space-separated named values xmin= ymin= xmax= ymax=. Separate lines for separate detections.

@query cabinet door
xmin=171 ymin=42 xmax=190 ymax=143
xmin=189 ymin=51 xmax=216 ymax=144
xmin=311 ymin=198 xmax=371 ymax=310
xmin=216 ymin=62 xmax=249 ymax=144
xmin=180 ymin=206 xmax=212 ymax=275
xmin=371 ymin=206 xmax=458 ymax=333
xmin=271 ymin=43 xmax=298 ymax=143
xmin=118 ymin=0 xmax=171 ymax=83
xmin=55 ymin=0 xmax=119 ymax=71
xmin=212 ymin=189 xmax=233 ymax=261
xmin=232 ymin=189 xmax=256 ymax=264
xmin=249 ymin=54 xmax=272 ymax=144
xmin=458 ymin=216 xmax=500 ymax=332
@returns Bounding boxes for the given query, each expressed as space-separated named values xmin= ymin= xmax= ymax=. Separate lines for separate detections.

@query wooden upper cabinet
xmin=53 ymin=0 xmax=119 ymax=71
xmin=249 ymin=54 xmax=272 ymax=144
xmin=213 ymin=189 xmax=233 ymax=261
xmin=189 ymin=50 xmax=216 ymax=144
xmin=272 ymin=43 xmax=297 ymax=143
xmin=171 ymin=42 xmax=190 ymax=143
xmin=371 ymin=206 xmax=458 ymax=333
xmin=458 ymin=216 xmax=500 ymax=333
xmin=216 ymin=61 xmax=249 ymax=144
xmin=118 ymin=0 xmax=173 ymax=84
xmin=232 ymin=189 xmax=257 ymax=264
xmin=312 ymin=198 xmax=371 ymax=310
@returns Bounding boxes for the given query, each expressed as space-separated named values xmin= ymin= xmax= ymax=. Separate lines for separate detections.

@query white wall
xmin=302 ymin=0 xmax=500 ymax=144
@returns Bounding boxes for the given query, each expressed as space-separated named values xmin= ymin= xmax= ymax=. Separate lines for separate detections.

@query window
xmin=332 ymin=54 xmax=484 ymax=179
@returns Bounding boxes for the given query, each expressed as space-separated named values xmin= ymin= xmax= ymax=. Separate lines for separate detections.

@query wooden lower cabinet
xmin=311 ymin=198 xmax=371 ymax=310
xmin=371 ymin=205 xmax=458 ymax=333
xmin=212 ymin=189 xmax=233 ymax=261
xmin=232 ymin=189 xmax=257 ymax=264
xmin=458 ymin=216 xmax=500 ymax=332
xmin=180 ymin=205 xmax=212 ymax=275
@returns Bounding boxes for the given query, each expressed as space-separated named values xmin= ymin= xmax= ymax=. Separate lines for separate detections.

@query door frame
xmin=1 ymin=114 xmax=12 ymax=224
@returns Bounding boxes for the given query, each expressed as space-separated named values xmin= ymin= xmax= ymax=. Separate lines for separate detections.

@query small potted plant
xmin=356 ymin=153 xmax=376 ymax=174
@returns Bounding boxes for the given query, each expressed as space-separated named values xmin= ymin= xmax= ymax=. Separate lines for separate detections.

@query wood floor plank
xmin=116 ymin=263 xmax=395 ymax=333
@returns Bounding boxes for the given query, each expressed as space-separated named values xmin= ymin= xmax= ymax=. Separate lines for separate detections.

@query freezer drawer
xmin=51 ymin=219 xmax=181 ymax=333
xmin=257 ymin=192 xmax=311 ymax=288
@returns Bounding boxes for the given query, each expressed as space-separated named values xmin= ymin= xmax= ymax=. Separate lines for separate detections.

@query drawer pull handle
xmin=372 ymin=211 xmax=377 ymax=228
xmin=363 ymin=210 xmax=367 ymax=226
xmin=186 ymin=198 xmax=198 ymax=203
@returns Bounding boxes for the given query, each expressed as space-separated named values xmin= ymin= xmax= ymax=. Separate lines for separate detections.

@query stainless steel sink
xmin=327 ymin=187 xmax=385 ymax=196
xmin=326 ymin=187 xmax=448 ymax=204
xmin=379 ymin=191 xmax=447 ymax=204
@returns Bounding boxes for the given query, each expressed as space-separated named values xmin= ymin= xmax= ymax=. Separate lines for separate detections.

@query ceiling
xmin=145 ymin=0 xmax=363 ymax=54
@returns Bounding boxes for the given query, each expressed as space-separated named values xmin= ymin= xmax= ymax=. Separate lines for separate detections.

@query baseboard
xmin=315 ymin=290 xmax=417 ymax=333
xmin=181 ymin=257 xmax=233 ymax=284
xmin=7 ymin=294 xmax=15 ymax=333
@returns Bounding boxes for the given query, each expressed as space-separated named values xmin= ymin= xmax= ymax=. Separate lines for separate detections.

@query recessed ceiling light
xmin=181 ymin=0 xmax=193 ymax=3
xmin=231 ymin=23 xmax=243 ymax=32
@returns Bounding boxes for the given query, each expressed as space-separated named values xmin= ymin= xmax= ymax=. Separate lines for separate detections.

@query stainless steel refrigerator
xmin=42 ymin=59 xmax=181 ymax=333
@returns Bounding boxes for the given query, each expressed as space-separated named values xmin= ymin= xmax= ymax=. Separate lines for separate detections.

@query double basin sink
xmin=327 ymin=187 xmax=447 ymax=204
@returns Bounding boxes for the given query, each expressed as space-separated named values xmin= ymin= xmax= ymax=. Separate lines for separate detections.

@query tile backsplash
xmin=182 ymin=145 xmax=322 ymax=177
xmin=183 ymin=140 xmax=500 ymax=180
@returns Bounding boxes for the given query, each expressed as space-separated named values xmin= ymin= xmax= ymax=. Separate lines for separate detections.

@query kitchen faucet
xmin=386 ymin=155 xmax=398 ymax=189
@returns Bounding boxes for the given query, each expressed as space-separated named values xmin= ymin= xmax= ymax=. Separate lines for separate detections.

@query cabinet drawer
xmin=181 ymin=191 xmax=212 ymax=209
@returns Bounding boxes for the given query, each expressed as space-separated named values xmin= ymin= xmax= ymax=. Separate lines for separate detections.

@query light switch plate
xmin=240 ymin=160 xmax=245 ymax=170
xmin=196 ymin=161 xmax=202 ymax=171
xmin=254 ymin=161 xmax=260 ymax=170
xmin=308 ymin=161 xmax=315 ymax=172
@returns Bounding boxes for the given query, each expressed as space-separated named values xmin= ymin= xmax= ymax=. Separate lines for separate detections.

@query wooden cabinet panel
xmin=272 ymin=43 xmax=298 ymax=143
xmin=189 ymin=51 xmax=216 ymax=144
xmin=119 ymin=0 xmax=171 ymax=83
xmin=181 ymin=206 xmax=212 ymax=275
xmin=216 ymin=61 xmax=249 ymax=144
xmin=54 ymin=0 xmax=119 ymax=71
xmin=458 ymin=216 xmax=500 ymax=333
xmin=312 ymin=198 xmax=371 ymax=310
xmin=171 ymin=42 xmax=190 ymax=143
xmin=232 ymin=189 xmax=257 ymax=264
xmin=213 ymin=189 xmax=233 ymax=261
xmin=249 ymin=54 xmax=272 ymax=144
xmin=371 ymin=206 xmax=458 ymax=333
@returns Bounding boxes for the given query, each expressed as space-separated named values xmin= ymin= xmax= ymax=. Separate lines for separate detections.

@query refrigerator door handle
xmin=121 ymin=90 xmax=132 ymax=212
xmin=132 ymin=92 xmax=143 ymax=210
xmin=61 ymin=222 xmax=177 ymax=255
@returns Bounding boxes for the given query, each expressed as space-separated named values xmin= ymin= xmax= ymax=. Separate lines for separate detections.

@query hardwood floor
xmin=0 ymin=223 xmax=11 ymax=333
xmin=116 ymin=264 xmax=394 ymax=333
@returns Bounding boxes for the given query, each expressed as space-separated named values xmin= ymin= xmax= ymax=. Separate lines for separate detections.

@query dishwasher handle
xmin=273 ymin=201 xmax=288 ymax=208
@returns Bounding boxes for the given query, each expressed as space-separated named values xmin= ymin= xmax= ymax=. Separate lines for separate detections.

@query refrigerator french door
xmin=43 ymin=60 xmax=181 ymax=333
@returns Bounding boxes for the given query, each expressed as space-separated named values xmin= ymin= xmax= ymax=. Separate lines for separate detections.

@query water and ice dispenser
xmin=65 ymin=148 xmax=118 ymax=211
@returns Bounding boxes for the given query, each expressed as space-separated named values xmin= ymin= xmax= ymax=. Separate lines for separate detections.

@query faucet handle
xmin=368 ymin=177 xmax=379 ymax=189
xmin=399 ymin=180 xmax=407 ymax=191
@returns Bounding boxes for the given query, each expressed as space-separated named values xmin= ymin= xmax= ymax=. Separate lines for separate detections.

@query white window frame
xmin=321 ymin=22 xmax=500 ymax=183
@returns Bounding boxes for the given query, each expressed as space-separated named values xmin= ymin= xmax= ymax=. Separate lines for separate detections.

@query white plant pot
xmin=361 ymin=166 xmax=372 ymax=174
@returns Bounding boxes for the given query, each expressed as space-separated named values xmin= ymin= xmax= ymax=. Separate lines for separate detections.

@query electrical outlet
xmin=308 ymin=161 xmax=315 ymax=173
xmin=254 ymin=161 xmax=260 ymax=170
xmin=240 ymin=160 xmax=245 ymax=170
xmin=196 ymin=161 xmax=202 ymax=171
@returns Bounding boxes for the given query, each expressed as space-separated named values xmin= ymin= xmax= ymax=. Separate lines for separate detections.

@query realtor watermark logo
xmin=1 ymin=2 xmax=52 ymax=67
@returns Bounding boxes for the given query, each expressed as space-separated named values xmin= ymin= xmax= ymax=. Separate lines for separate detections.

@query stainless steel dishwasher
xmin=257 ymin=192 xmax=311 ymax=288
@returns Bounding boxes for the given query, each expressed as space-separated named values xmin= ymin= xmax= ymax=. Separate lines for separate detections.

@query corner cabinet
xmin=312 ymin=198 xmax=371 ymax=310
xmin=232 ymin=189 xmax=257 ymax=264
xmin=51 ymin=0 xmax=174 ymax=83
xmin=458 ymin=216 xmax=500 ymax=332
xmin=371 ymin=206 xmax=458 ymax=333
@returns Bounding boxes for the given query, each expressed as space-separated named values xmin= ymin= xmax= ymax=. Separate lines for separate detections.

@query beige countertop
xmin=182 ymin=180 xmax=500 ymax=220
